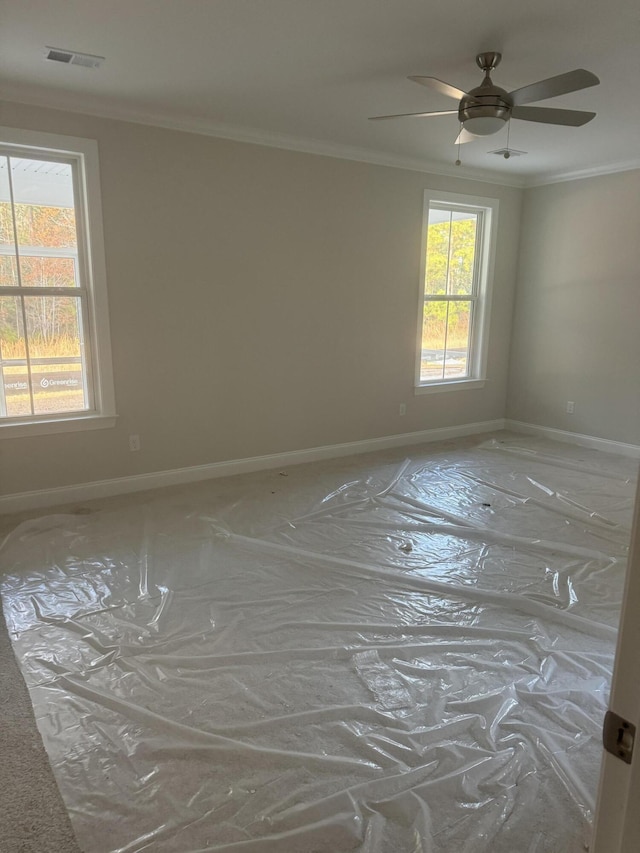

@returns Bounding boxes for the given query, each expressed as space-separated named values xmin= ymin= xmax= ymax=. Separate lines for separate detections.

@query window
xmin=415 ymin=190 xmax=498 ymax=392
xmin=0 ymin=128 xmax=115 ymax=437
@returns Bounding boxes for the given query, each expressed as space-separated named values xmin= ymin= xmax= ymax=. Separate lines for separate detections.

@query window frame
xmin=414 ymin=189 xmax=499 ymax=394
xmin=0 ymin=127 xmax=116 ymax=438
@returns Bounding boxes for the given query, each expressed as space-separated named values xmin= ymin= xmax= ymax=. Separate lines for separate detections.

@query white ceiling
xmin=1 ymin=0 xmax=639 ymax=185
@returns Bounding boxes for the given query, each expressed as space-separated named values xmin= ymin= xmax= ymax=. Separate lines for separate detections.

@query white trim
xmin=0 ymin=126 xmax=116 ymax=433
xmin=0 ymin=414 xmax=116 ymax=439
xmin=526 ymin=158 xmax=640 ymax=188
xmin=506 ymin=419 xmax=640 ymax=459
xmin=0 ymin=126 xmax=102 ymax=157
xmin=0 ymin=94 xmax=525 ymax=189
xmin=0 ymin=419 xmax=505 ymax=514
xmin=415 ymin=190 xmax=498 ymax=392
xmin=78 ymin=130 xmax=116 ymax=419
xmin=2 ymin=94 xmax=639 ymax=189
xmin=591 ymin=477 xmax=640 ymax=853
xmin=415 ymin=379 xmax=486 ymax=395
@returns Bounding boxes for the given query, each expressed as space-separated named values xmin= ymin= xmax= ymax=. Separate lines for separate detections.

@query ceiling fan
xmin=370 ymin=52 xmax=600 ymax=144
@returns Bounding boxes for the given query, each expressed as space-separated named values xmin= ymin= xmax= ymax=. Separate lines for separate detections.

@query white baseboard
xmin=0 ymin=419 xmax=505 ymax=515
xmin=505 ymin=419 xmax=640 ymax=459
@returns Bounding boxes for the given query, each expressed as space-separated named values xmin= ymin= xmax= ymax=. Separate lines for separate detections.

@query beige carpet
xmin=1 ymin=519 xmax=82 ymax=853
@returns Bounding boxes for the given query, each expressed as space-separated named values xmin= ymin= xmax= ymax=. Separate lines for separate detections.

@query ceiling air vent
xmin=489 ymin=148 xmax=527 ymax=159
xmin=45 ymin=47 xmax=105 ymax=69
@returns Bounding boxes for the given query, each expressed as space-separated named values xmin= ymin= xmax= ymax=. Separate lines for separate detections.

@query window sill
xmin=0 ymin=413 xmax=117 ymax=439
xmin=414 ymin=379 xmax=486 ymax=395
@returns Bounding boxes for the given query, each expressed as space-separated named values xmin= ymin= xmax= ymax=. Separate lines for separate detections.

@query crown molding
xmin=4 ymin=88 xmax=637 ymax=190
xmin=525 ymin=158 xmax=640 ymax=187
xmin=0 ymin=88 xmax=526 ymax=188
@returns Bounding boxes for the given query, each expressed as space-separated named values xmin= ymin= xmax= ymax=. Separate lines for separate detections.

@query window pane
xmin=425 ymin=208 xmax=478 ymax=296
xmin=0 ymin=156 xmax=14 ymax=245
xmin=18 ymin=256 xmax=77 ymax=288
xmin=425 ymin=211 xmax=451 ymax=296
xmin=0 ymin=255 xmax=19 ymax=287
xmin=0 ymin=157 xmax=18 ymax=289
xmin=420 ymin=301 xmax=447 ymax=382
xmin=10 ymin=158 xmax=78 ymax=251
xmin=443 ymin=301 xmax=472 ymax=379
xmin=23 ymin=295 xmax=88 ymax=415
xmin=448 ymin=214 xmax=477 ymax=295
xmin=0 ymin=131 xmax=114 ymax=431
xmin=0 ymin=295 xmax=32 ymax=417
xmin=32 ymin=358 xmax=86 ymax=414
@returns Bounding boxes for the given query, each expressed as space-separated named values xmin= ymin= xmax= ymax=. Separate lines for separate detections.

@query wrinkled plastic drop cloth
xmin=1 ymin=435 xmax=636 ymax=853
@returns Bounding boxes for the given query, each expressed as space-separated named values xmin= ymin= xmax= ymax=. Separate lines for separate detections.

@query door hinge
xmin=603 ymin=710 xmax=635 ymax=765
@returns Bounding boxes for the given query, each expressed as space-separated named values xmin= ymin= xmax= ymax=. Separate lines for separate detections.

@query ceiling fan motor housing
xmin=369 ymin=49 xmax=599 ymax=141
xmin=459 ymin=79 xmax=512 ymax=135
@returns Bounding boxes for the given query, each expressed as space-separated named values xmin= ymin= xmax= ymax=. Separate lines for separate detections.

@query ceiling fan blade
xmin=511 ymin=105 xmax=596 ymax=126
xmin=454 ymin=128 xmax=478 ymax=144
xmin=369 ymin=109 xmax=458 ymax=121
xmin=509 ymin=69 xmax=599 ymax=106
xmin=408 ymin=76 xmax=468 ymax=101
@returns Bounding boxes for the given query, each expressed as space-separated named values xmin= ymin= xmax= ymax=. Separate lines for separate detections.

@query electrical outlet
xmin=399 ymin=403 xmax=407 ymax=416
xmin=129 ymin=434 xmax=141 ymax=451
xmin=566 ymin=401 xmax=575 ymax=414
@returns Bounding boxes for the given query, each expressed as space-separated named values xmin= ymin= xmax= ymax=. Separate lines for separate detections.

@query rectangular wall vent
xmin=45 ymin=47 xmax=105 ymax=69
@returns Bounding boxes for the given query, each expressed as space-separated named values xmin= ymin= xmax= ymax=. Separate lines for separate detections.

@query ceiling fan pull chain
xmin=370 ymin=53 xmax=599 ymax=154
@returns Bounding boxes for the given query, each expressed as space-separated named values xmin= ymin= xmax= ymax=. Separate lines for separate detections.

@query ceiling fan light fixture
xmin=370 ymin=52 xmax=599 ymax=150
xmin=462 ymin=115 xmax=508 ymax=136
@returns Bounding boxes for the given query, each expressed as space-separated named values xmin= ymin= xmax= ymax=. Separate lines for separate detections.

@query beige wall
xmin=507 ymin=170 xmax=640 ymax=445
xmin=0 ymin=101 xmax=522 ymax=498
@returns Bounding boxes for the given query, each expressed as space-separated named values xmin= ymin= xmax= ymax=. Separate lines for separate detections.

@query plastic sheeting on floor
xmin=0 ymin=435 xmax=636 ymax=853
